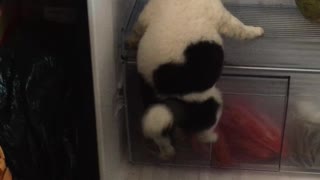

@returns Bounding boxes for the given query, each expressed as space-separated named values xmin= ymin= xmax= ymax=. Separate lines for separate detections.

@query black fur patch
xmin=138 ymin=73 xmax=157 ymax=108
xmin=163 ymin=98 xmax=220 ymax=134
xmin=153 ymin=41 xmax=223 ymax=95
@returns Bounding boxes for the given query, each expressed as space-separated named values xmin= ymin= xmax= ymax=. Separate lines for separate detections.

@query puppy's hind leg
xmin=197 ymin=127 xmax=218 ymax=143
xmin=218 ymin=7 xmax=264 ymax=40
xmin=195 ymin=87 xmax=222 ymax=144
xmin=142 ymin=104 xmax=176 ymax=160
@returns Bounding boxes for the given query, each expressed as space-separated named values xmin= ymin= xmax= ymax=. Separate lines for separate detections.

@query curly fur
xmin=128 ymin=0 xmax=264 ymax=159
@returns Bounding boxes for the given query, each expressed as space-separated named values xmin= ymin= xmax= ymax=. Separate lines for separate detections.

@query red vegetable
xmin=211 ymin=129 xmax=233 ymax=166
xmin=192 ymin=97 xmax=288 ymax=167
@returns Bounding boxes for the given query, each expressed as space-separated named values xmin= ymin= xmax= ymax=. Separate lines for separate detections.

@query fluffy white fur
xmin=142 ymin=104 xmax=175 ymax=159
xmin=129 ymin=0 xmax=264 ymax=85
xmin=129 ymin=0 xmax=264 ymax=159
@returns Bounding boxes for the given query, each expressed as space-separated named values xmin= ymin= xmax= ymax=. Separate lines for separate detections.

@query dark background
xmin=0 ymin=0 xmax=99 ymax=179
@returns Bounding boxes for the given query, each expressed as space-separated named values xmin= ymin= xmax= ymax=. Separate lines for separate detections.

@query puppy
xmin=128 ymin=0 xmax=264 ymax=159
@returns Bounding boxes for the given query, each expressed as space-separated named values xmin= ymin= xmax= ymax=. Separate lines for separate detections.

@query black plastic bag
xmin=0 ymin=49 xmax=77 ymax=180
xmin=0 ymin=1 xmax=99 ymax=179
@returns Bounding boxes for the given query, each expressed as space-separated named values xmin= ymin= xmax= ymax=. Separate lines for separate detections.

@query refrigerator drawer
xmin=213 ymin=75 xmax=289 ymax=171
xmin=124 ymin=63 xmax=289 ymax=171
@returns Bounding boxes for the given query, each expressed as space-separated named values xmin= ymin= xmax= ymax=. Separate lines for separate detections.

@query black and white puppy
xmin=128 ymin=0 xmax=264 ymax=159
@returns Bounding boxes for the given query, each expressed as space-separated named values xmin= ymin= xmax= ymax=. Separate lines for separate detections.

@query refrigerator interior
xmin=88 ymin=0 xmax=320 ymax=179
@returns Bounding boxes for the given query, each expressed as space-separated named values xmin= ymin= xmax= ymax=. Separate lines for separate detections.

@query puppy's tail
xmin=142 ymin=104 xmax=174 ymax=139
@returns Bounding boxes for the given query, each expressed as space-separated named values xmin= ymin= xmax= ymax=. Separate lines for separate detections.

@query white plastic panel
xmin=88 ymin=0 xmax=134 ymax=179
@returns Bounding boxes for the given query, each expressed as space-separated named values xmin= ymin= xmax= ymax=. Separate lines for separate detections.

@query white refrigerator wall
xmin=87 ymin=0 xmax=133 ymax=179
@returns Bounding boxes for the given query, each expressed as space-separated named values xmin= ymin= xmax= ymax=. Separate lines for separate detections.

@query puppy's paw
xmin=247 ymin=26 xmax=264 ymax=39
xmin=159 ymin=146 xmax=176 ymax=160
xmin=210 ymin=133 xmax=219 ymax=143
xmin=197 ymin=132 xmax=218 ymax=143
xmin=254 ymin=27 xmax=264 ymax=37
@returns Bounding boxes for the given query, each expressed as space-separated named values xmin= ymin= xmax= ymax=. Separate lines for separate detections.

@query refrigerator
xmin=88 ymin=0 xmax=320 ymax=179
